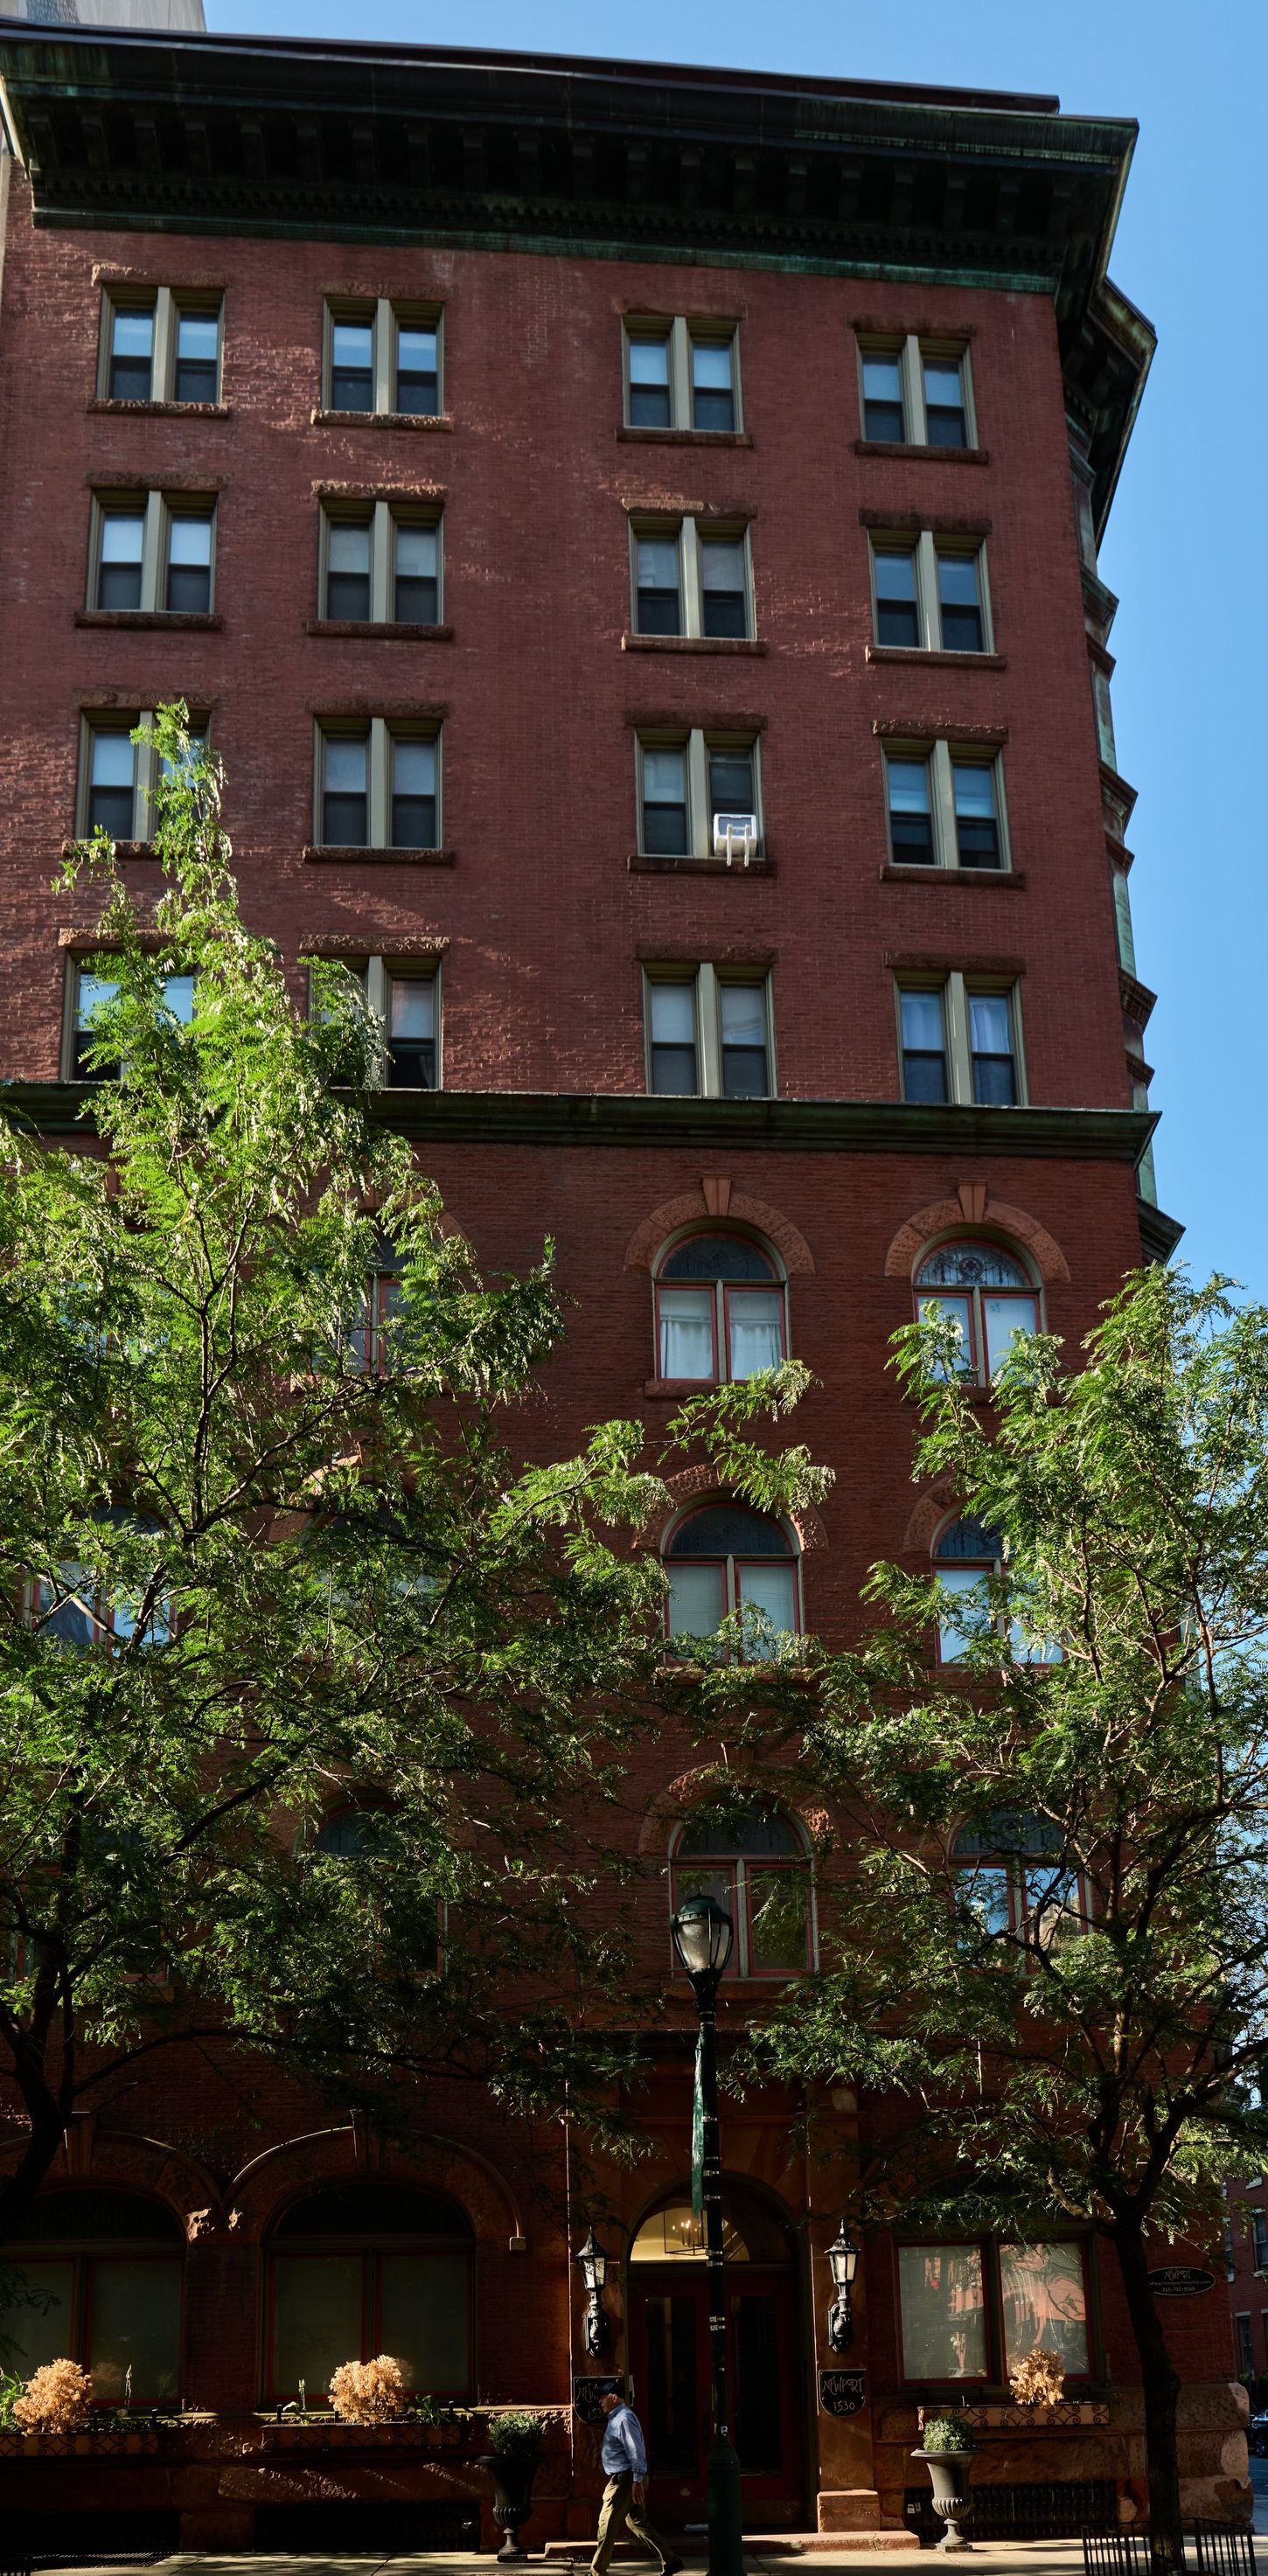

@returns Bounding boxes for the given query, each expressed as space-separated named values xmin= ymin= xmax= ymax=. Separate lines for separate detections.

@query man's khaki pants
xmin=591 ymin=2470 xmax=673 ymax=2574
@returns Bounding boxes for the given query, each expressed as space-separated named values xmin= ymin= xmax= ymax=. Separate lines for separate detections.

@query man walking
xmin=591 ymin=2387 xmax=684 ymax=2576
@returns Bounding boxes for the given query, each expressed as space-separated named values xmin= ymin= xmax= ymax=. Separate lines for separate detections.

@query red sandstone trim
xmin=301 ymin=845 xmax=456 ymax=866
xmin=624 ymin=1180 xmax=815 ymax=1277
xmin=854 ymin=439 xmax=989 ymax=465
xmin=879 ymin=863 xmax=1026 ymax=888
xmin=883 ymin=1191 xmax=1070 ymax=1285
xmin=867 ymin=645 xmax=1007 ymax=670
xmin=621 ymin=634 xmax=767 ymax=656
xmin=310 ymin=408 xmax=453 ymax=432
xmin=303 ymin=620 xmax=453 ymax=641
xmin=616 ymin=428 xmax=753 ymax=448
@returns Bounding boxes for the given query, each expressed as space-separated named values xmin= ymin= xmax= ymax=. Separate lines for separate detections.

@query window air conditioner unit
xmin=714 ymin=811 xmax=758 ymax=867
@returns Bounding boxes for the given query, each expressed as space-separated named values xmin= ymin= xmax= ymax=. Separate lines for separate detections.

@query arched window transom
xmin=671 ymin=1808 xmax=812 ymax=1976
xmin=265 ymin=2183 xmax=472 ymax=2405
xmin=665 ymin=1506 xmax=798 ymax=1660
xmin=915 ymin=1239 xmax=1039 ymax=1383
xmin=950 ymin=1814 xmax=1084 ymax=1950
xmin=933 ymin=1518 xmax=1061 ymax=1669
xmin=654 ymin=1232 xmax=785 ymax=1385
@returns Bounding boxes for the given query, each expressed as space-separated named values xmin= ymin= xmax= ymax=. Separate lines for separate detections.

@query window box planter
xmin=959 ymin=2400 xmax=1111 ymax=2431
xmin=260 ymin=2417 xmax=468 ymax=2452
xmin=0 ymin=2425 xmax=163 ymax=2456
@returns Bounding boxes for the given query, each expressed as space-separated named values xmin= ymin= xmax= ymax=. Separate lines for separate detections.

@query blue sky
xmin=206 ymin=0 xmax=1265 ymax=1298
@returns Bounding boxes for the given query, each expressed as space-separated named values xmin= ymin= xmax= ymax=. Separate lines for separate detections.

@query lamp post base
xmin=707 ymin=2433 xmax=744 ymax=2576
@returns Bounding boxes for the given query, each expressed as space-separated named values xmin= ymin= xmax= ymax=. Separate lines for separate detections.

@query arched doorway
xmin=626 ymin=2183 xmax=804 ymax=2530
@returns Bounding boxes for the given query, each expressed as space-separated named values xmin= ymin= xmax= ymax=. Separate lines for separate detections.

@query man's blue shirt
xmin=601 ymin=2404 xmax=648 ymax=2479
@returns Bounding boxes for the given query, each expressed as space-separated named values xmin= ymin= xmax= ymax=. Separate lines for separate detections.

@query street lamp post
xmin=670 ymin=1891 xmax=743 ymax=2576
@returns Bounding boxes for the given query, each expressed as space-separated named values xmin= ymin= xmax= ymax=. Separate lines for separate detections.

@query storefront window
xmin=897 ymin=2244 xmax=986 ymax=2379
xmin=1000 ymin=2242 xmax=1089 ymax=2375
xmin=0 ymin=2188 xmax=183 ymax=2402
xmin=265 ymin=2183 xmax=473 ymax=2401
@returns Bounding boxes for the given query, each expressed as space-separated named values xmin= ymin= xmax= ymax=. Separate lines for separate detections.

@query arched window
xmin=348 ymin=1233 xmax=402 ymax=1376
xmin=0 ymin=2188 xmax=183 ymax=2404
xmin=671 ymin=1809 xmax=812 ymax=1976
xmin=665 ymin=1506 xmax=799 ymax=1660
xmin=313 ymin=1809 xmax=395 ymax=1858
xmin=630 ymin=2181 xmax=794 ymax=2264
xmin=951 ymin=1814 xmax=1084 ymax=1949
xmin=915 ymin=1240 xmax=1039 ymax=1382
xmin=31 ymin=1509 xmax=173 ymax=1650
xmin=265 ymin=2183 xmax=473 ymax=2404
xmin=933 ymin=1518 xmax=1061 ymax=1667
xmin=654 ymin=1233 xmax=786 ymax=1383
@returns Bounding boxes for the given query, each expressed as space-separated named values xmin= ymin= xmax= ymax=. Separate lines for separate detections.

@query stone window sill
xmin=304 ymin=620 xmax=453 ymax=642
xmin=74 ymin=609 xmax=222 ymax=631
xmin=880 ymin=862 xmax=1026 ymax=888
xmin=302 ymin=844 xmax=456 ymax=866
xmin=87 ymin=399 xmax=231 ymax=420
xmin=854 ymin=438 xmax=988 ymax=465
xmin=867 ymin=644 xmax=1007 ymax=671
xmin=61 ymin=838 xmax=155 ymax=860
xmin=628 ymin=853 xmax=773 ymax=876
xmin=617 ymin=427 xmax=752 ymax=448
xmin=644 ymin=1377 xmax=721 ymax=1399
xmin=310 ymin=408 xmax=452 ymax=432
xmin=622 ymin=632 xmax=766 ymax=656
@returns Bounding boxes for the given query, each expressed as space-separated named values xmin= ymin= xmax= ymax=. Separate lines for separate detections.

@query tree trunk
xmin=1112 ymin=2213 xmax=1184 ymax=2575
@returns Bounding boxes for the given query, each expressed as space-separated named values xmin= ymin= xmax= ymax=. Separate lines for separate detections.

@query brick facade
xmin=0 ymin=23 xmax=1243 ymax=2551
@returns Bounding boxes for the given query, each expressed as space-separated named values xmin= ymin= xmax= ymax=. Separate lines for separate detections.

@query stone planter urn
xmin=477 ymin=2449 xmax=540 ymax=2562
xmin=912 ymin=2444 xmax=975 ymax=2552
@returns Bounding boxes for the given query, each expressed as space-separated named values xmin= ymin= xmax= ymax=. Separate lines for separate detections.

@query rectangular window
xmin=394 ymin=519 xmax=439 ymax=623
xmin=937 ymin=549 xmax=985 ymax=652
xmin=173 ymin=307 xmax=220 ymax=404
xmin=952 ymin=761 xmax=1000 ymax=867
xmin=900 ymin=988 xmax=948 ymax=1103
xmin=321 ymin=732 xmax=369 ymax=846
xmin=68 ymin=962 xmax=194 ymax=1081
xmin=648 ymin=979 xmax=698 ymax=1095
xmin=870 ymin=532 xmax=992 ymax=655
xmin=386 ymin=973 xmax=436 ymax=1088
xmin=1253 ymin=2211 xmax=1268 ymax=2272
xmin=107 ymin=303 xmax=155 ymax=400
xmin=861 ymin=348 xmax=904 ymax=441
xmin=391 ymin=736 xmax=437 ymax=848
xmin=886 ymin=755 xmax=934 ymax=864
xmin=395 ymin=319 xmax=439 ymax=415
xmin=636 ymin=728 xmax=763 ymax=863
xmin=644 ymin=966 xmax=773 ymax=1100
xmin=320 ymin=505 xmax=442 ymax=626
xmin=100 ymin=289 xmax=223 ymax=406
xmin=858 ymin=335 xmax=974 ymax=449
xmin=315 ymin=718 xmax=442 ymax=851
xmin=691 ymin=336 xmax=735 ymax=432
xmin=999 ymin=2244 xmax=1089 ymax=2378
xmin=89 ymin=492 xmax=216 ymax=617
xmin=86 ymin=728 xmax=139 ymax=839
xmin=883 ymin=741 xmax=1009 ymax=873
xmin=164 ymin=508 xmax=214 ymax=613
xmin=898 ymin=2245 xmax=987 ymax=2380
xmin=624 ymin=317 xmax=741 ymax=432
xmin=635 ymin=531 xmax=682 ymax=635
xmin=96 ymin=507 xmax=146 ymax=611
xmin=699 ymin=533 xmax=749 ymax=638
xmin=897 ymin=975 xmax=1023 ymax=1108
xmin=88 ymin=2262 xmax=182 ymax=2405
xmin=923 ymin=354 xmax=968 ymax=447
xmin=874 ymin=546 xmax=920 ymax=648
xmin=325 ymin=515 xmax=373 ymax=620
xmin=1237 ymin=2315 xmax=1254 ymax=2376
xmin=324 ymin=300 xmax=443 ymax=417
xmin=629 ymin=517 xmax=752 ymax=643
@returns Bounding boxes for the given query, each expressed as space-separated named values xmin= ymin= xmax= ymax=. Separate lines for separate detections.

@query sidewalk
xmin=45 ymin=2548 xmax=1196 ymax=2576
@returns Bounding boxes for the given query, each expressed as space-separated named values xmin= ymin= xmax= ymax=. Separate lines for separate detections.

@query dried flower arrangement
xmin=328 ymin=2355 xmax=408 ymax=2423
xmin=12 ymin=2358 xmax=94 ymax=2433
xmin=1009 ymin=2347 xmax=1065 ymax=2409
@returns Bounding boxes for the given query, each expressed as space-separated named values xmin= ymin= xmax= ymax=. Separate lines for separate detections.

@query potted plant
xmin=912 ymin=2413 xmax=976 ymax=2552
xmin=477 ymin=2411 xmax=546 ymax=2563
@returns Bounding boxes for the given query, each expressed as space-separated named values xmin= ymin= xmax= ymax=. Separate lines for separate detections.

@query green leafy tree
xmin=0 ymin=707 xmax=826 ymax=2244
xmin=750 ymin=1271 xmax=1268 ymax=2573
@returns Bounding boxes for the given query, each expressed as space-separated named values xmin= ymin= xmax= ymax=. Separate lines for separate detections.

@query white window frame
xmin=895 ymin=974 xmax=1027 ymax=1108
xmin=857 ymin=333 xmax=975 ymax=448
xmin=306 ymin=953 xmax=442 ymax=1090
xmin=322 ymin=298 xmax=444 ymax=419
xmin=318 ymin=501 xmax=443 ymax=626
xmin=869 ymin=532 xmax=993 ymax=654
xmin=87 ymin=492 xmax=217 ymax=616
xmin=628 ymin=515 xmax=753 ymax=640
xmin=97 ymin=287 xmax=224 ymax=407
xmin=313 ymin=718 xmax=442 ymax=852
xmin=883 ymin=740 xmax=1010 ymax=872
xmin=643 ymin=964 xmax=776 ymax=1100
xmin=635 ymin=728 xmax=763 ymax=860
xmin=622 ymin=316 xmax=742 ymax=432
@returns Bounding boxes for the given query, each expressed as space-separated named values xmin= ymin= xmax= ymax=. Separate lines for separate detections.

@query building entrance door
xmin=627 ymin=2224 xmax=804 ymax=2531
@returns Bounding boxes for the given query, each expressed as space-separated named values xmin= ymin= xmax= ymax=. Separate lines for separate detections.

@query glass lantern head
xmin=827 ymin=2224 xmax=859 ymax=2289
xmin=671 ymin=1890 xmax=735 ymax=1978
xmin=575 ymin=2226 xmax=608 ymax=2294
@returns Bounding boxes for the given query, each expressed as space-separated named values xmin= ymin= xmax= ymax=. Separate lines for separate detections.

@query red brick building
xmin=0 ymin=19 xmax=1246 ymax=2556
